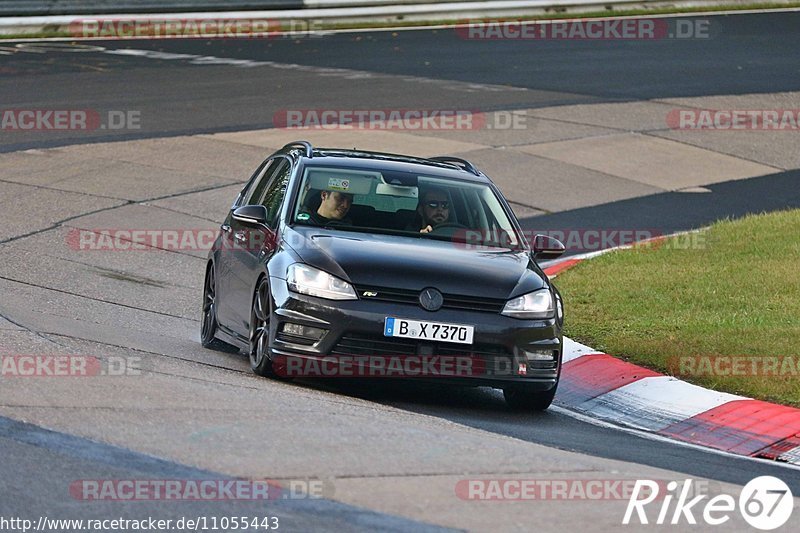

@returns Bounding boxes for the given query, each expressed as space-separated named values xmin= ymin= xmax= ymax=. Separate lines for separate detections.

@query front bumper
xmin=268 ymin=277 xmax=561 ymax=389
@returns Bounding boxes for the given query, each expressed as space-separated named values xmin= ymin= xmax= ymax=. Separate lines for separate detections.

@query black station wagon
xmin=201 ymin=141 xmax=566 ymax=410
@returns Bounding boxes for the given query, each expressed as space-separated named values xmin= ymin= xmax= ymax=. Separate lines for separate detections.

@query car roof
xmin=277 ymin=141 xmax=492 ymax=184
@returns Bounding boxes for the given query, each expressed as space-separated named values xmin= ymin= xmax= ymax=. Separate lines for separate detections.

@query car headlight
xmin=286 ymin=264 xmax=357 ymax=300
xmin=501 ymin=289 xmax=555 ymax=319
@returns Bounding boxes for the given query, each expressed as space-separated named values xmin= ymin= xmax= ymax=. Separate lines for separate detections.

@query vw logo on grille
xmin=419 ymin=288 xmax=443 ymax=311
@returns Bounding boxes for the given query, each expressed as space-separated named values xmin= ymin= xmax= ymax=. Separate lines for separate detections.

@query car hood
xmin=283 ymin=226 xmax=545 ymax=299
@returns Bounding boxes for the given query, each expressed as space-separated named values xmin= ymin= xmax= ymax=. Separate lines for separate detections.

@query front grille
xmin=330 ymin=334 xmax=557 ymax=372
xmin=355 ymin=285 xmax=505 ymax=313
xmin=330 ymin=333 xmax=516 ymax=377
xmin=330 ymin=334 xmax=417 ymax=357
xmin=331 ymin=333 xmax=512 ymax=359
xmin=330 ymin=333 xmax=558 ymax=376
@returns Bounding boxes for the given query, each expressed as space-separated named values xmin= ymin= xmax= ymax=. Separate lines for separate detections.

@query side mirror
xmin=232 ymin=205 xmax=269 ymax=226
xmin=532 ymin=234 xmax=565 ymax=260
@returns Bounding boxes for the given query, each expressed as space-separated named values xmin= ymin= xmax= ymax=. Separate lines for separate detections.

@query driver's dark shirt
xmin=300 ymin=210 xmax=352 ymax=226
xmin=405 ymin=216 xmax=447 ymax=232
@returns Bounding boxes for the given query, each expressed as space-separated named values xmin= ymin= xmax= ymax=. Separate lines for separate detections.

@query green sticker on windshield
xmin=297 ymin=213 xmax=310 ymax=221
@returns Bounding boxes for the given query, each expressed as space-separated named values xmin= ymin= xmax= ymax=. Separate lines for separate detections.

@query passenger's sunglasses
xmin=425 ymin=201 xmax=449 ymax=209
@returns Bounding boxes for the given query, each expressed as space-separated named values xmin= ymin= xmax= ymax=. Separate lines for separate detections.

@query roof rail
xmin=428 ymin=156 xmax=480 ymax=176
xmin=281 ymin=141 xmax=313 ymax=158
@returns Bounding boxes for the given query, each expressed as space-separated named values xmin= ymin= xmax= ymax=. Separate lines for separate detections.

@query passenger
xmin=301 ymin=190 xmax=354 ymax=225
xmin=413 ymin=188 xmax=451 ymax=234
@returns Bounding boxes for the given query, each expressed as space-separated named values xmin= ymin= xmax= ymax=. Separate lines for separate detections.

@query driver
xmin=415 ymin=188 xmax=451 ymax=234
xmin=301 ymin=190 xmax=354 ymax=225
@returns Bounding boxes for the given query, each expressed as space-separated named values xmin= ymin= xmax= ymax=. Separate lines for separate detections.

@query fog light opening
xmin=522 ymin=349 xmax=557 ymax=361
xmin=280 ymin=322 xmax=326 ymax=340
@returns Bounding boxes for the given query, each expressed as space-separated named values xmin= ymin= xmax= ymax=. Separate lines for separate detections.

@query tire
xmin=201 ymin=263 xmax=236 ymax=351
xmin=249 ymin=278 xmax=280 ymax=378
xmin=503 ymin=385 xmax=557 ymax=412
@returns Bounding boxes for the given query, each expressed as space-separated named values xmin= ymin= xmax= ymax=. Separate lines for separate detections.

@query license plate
xmin=384 ymin=317 xmax=474 ymax=344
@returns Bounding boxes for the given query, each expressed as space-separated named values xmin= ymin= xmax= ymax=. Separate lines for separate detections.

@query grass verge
xmin=554 ymin=209 xmax=800 ymax=407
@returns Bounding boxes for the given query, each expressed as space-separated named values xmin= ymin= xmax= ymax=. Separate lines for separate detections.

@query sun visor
xmin=376 ymin=183 xmax=419 ymax=198
xmin=305 ymin=169 xmax=376 ymax=195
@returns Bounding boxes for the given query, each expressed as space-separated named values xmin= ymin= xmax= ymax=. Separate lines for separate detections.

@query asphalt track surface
xmin=2 ymin=12 xmax=800 ymax=150
xmin=1 ymin=10 xmax=800 ymax=532
xmin=2 ymin=11 xmax=799 ymax=236
xmin=0 ymin=417 xmax=444 ymax=532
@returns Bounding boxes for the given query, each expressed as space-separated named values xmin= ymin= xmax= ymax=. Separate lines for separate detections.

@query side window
xmin=257 ymin=160 xmax=292 ymax=227
xmin=242 ymin=159 xmax=283 ymax=206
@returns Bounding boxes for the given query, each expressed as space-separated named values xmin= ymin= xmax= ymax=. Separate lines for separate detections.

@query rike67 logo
xmin=624 ymin=476 xmax=793 ymax=530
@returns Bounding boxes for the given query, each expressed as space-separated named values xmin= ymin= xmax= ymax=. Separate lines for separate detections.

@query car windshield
xmin=292 ymin=165 xmax=522 ymax=249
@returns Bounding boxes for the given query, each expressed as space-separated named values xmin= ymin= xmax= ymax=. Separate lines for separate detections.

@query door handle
xmin=234 ymin=231 xmax=247 ymax=243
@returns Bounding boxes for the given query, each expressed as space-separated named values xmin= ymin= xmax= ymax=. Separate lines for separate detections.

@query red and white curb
xmin=542 ymin=242 xmax=800 ymax=466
